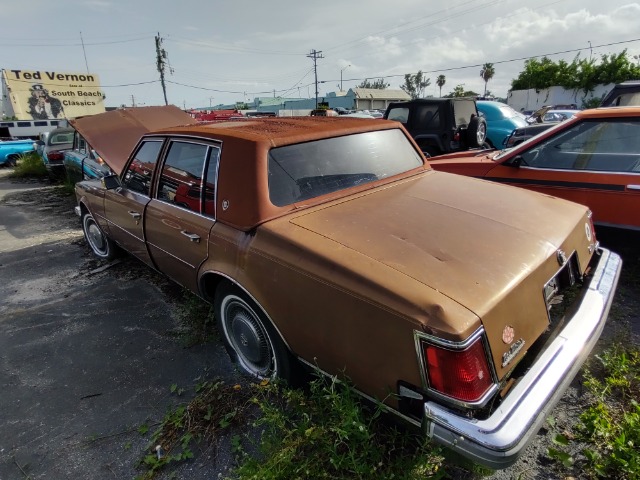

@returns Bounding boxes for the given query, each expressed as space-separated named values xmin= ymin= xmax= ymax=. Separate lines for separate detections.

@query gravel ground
xmin=1 ymin=167 xmax=638 ymax=480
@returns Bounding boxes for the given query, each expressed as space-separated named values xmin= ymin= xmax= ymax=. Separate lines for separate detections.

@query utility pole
xmin=307 ymin=49 xmax=324 ymax=108
xmin=155 ymin=33 xmax=171 ymax=105
xmin=131 ymin=95 xmax=136 ymax=107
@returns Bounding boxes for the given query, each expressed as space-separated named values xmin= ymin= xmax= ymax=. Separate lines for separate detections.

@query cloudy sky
xmin=2 ymin=0 xmax=639 ymax=109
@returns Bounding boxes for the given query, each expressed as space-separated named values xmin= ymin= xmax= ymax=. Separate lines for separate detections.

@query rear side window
xmin=386 ymin=107 xmax=409 ymax=123
xmin=157 ymin=141 xmax=209 ymax=213
xmin=414 ymin=105 xmax=440 ymax=128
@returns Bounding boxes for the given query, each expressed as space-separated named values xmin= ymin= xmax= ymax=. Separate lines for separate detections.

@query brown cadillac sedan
xmin=71 ymin=106 xmax=621 ymax=469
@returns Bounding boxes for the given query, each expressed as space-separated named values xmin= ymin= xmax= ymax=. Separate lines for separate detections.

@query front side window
xmin=122 ymin=140 xmax=163 ymax=196
xmin=268 ymin=129 xmax=423 ymax=206
xmin=519 ymin=119 xmax=640 ymax=172
xmin=157 ymin=141 xmax=209 ymax=213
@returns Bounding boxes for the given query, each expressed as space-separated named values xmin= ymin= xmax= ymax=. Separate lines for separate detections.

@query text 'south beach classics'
xmin=2 ymin=69 xmax=106 ymax=120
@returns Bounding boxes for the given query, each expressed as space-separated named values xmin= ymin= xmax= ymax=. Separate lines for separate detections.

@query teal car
xmin=0 ymin=136 xmax=36 ymax=166
xmin=476 ymin=101 xmax=527 ymax=148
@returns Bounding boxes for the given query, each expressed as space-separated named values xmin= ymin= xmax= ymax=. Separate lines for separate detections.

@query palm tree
xmin=436 ymin=75 xmax=446 ymax=97
xmin=480 ymin=63 xmax=495 ymax=96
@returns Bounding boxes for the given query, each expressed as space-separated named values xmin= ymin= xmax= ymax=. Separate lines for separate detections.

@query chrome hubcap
xmin=86 ymin=220 xmax=106 ymax=254
xmin=224 ymin=297 xmax=273 ymax=377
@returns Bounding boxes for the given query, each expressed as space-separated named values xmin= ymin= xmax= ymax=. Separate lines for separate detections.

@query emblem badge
xmin=556 ymin=249 xmax=567 ymax=266
xmin=502 ymin=325 xmax=515 ymax=344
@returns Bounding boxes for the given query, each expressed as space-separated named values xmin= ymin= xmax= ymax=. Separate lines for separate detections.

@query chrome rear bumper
xmin=422 ymin=247 xmax=622 ymax=469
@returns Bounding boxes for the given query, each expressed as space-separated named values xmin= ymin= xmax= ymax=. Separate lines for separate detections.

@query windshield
xmin=268 ymin=129 xmax=423 ymax=206
xmin=499 ymin=105 xmax=528 ymax=127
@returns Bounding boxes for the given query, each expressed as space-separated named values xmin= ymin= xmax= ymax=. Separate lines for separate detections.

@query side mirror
xmin=509 ymin=156 xmax=523 ymax=168
xmin=102 ymin=174 xmax=121 ymax=190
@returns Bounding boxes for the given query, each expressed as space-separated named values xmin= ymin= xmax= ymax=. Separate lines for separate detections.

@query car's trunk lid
xmin=288 ymin=171 xmax=593 ymax=377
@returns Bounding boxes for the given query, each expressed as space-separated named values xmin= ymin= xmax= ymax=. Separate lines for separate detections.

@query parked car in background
xmin=0 ymin=127 xmax=36 ymax=166
xmin=504 ymin=122 xmax=558 ymax=148
xmin=333 ymin=106 xmax=352 ymax=115
xmin=35 ymin=127 xmax=74 ymax=177
xmin=542 ymin=109 xmax=580 ymax=122
xmin=384 ymin=98 xmax=487 ymax=156
xmin=476 ymin=100 xmax=528 ymax=148
xmin=428 ymin=107 xmax=640 ymax=230
xmin=601 ymin=80 xmax=640 ymax=107
xmin=70 ymin=106 xmax=620 ymax=469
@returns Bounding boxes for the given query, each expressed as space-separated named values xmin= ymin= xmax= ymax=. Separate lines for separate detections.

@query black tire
xmin=82 ymin=211 xmax=117 ymax=260
xmin=215 ymin=283 xmax=291 ymax=381
xmin=6 ymin=155 xmax=19 ymax=167
xmin=466 ymin=116 xmax=487 ymax=148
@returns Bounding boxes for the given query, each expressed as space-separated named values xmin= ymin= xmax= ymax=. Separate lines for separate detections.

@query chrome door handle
xmin=181 ymin=230 xmax=201 ymax=243
xmin=128 ymin=210 xmax=141 ymax=219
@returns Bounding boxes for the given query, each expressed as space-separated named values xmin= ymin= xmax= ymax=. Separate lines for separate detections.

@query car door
xmin=103 ymin=139 xmax=164 ymax=265
xmin=485 ymin=117 xmax=640 ymax=229
xmin=144 ymin=139 xmax=220 ymax=292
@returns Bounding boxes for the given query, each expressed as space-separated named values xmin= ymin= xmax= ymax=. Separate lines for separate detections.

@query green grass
xmin=547 ymin=343 xmax=640 ymax=479
xmin=136 ymin=375 xmax=446 ymax=480
xmin=174 ymin=289 xmax=216 ymax=346
xmin=10 ymin=151 xmax=47 ymax=177
xmin=234 ymin=375 xmax=445 ymax=480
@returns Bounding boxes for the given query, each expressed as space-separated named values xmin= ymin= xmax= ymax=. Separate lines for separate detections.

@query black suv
xmin=384 ymin=98 xmax=487 ymax=157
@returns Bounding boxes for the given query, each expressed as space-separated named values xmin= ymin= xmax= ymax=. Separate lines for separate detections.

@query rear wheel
xmin=82 ymin=211 xmax=117 ymax=260
xmin=215 ymin=283 xmax=291 ymax=381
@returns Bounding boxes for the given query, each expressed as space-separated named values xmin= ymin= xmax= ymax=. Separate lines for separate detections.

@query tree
xmin=480 ymin=63 xmax=495 ymax=96
xmin=357 ymin=78 xmax=390 ymax=89
xmin=400 ymin=71 xmax=431 ymax=99
xmin=436 ymin=75 xmax=446 ymax=97
xmin=511 ymin=50 xmax=640 ymax=93
xmin=443 ymin=84 xmax=479 ymax=98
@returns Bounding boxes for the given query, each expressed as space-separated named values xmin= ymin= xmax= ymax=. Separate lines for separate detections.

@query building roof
xmin=353 ymin=88 xmax=411 ymax=100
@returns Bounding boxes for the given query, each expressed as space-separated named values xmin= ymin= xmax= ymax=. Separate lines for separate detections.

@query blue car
xmin=0 ymin=138 xmax=36 ymax=166
xmin=476 ymin=101 xmax=527 ymax=148
xmin=63 ymin=130 xmax=112 ymax=183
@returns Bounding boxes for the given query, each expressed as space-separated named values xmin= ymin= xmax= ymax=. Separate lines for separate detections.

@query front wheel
xmin=215 ymin=283 xmax=291 ymax=381
xmin=82 ymin=211 xmax=117 ymax=260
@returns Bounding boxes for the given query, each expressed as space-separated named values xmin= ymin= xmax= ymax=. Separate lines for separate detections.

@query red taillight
xmin=48 ymin=151 xmax=64 ymax=161
xmin=423 ymin=338 xmax=493 ymax=403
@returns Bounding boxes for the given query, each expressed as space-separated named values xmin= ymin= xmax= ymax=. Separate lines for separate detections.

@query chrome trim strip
xmin=296 ymin=357 xmax=421 ymax=428
xmin=627 ymin=184 xmax=640 ymax=190
xmin=422 ymin=248 xmax=622 ymax=469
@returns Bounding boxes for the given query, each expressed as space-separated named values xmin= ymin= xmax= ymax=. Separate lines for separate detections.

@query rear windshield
xmin=268 ymin=129 xmax=423 ymax=206
xmin=49 ymin=132 xmax=74 ymax=145
xmin=453 ymin=101 xmax=477 ymax=127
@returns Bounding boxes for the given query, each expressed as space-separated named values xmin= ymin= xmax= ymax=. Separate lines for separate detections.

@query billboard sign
xmin=2 ymin=69 xmax=106 ymax=120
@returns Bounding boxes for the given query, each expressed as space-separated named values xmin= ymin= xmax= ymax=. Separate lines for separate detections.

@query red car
xmin=428 ymin=107 xmax=640 ymax=230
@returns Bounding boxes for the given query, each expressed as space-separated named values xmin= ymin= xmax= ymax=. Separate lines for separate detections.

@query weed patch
xmin=174 ymin=289 xmax=216 ymax=346
xmin=547 ymin=343 xmax=640 ymax=479
xmin=136 ymin=379 xmax=255 ymax=479
xmin=235 ymin=374 xmax=445 ymax=480
xmin=10 ymin=151 xmax=47 ymax=177
xmin=135 ymin=374 xmax=446 ymax=480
